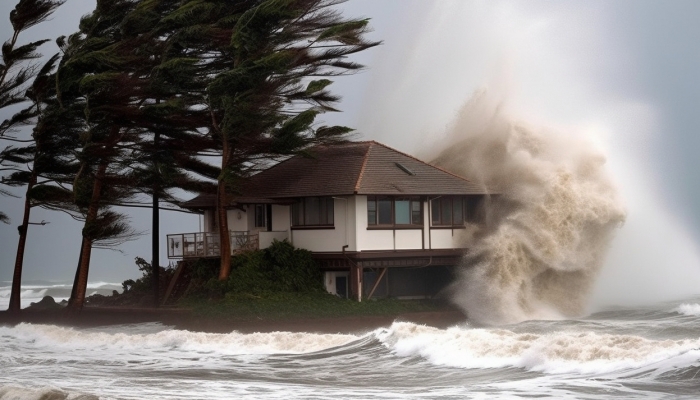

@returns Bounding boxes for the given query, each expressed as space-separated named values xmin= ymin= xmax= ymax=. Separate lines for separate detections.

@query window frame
xmin=254 ymin=204 xmax=267 ymax=228
xmin=430 ymin=196 xmax=468 ymax=228
xmin=291 ymin=196 xmax=335 ymax=229
xmin=367 ymin=196 xmax=423 ymax=229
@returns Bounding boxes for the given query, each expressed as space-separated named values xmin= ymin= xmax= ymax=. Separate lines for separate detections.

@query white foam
xmin=676 ymin=303 xmax=700 ymax=316
xmin=1 ymin=323 xmax=359 ymax=356
xmin=375 ymin=322 xmax=700 ymax=375
xmin=0 ymin=385 xmax=96 ymax=400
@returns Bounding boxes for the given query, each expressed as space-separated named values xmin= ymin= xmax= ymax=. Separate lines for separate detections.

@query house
xmin=166 ymin=141 xmax=491 ymax=301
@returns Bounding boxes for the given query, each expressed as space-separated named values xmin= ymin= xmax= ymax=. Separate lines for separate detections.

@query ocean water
xmin=2 ymin=296 xmax=700 ymax=399
xmin=0 ymin=281 xmax=123 ymax=310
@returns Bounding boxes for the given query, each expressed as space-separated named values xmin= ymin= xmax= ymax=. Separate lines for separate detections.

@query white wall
xmin=355 ymin=195 xmax=423 ymax=251
xmin=291 ymin=197 xmax=351 ymax=252
xmin=228 ymin=207 xmax=249 ymax=232
xmin=429 ymin=229 xmax=456 ymax=249
xmin=271 ymin=205 xmax=290 ymax=231
xmin=395 ymin=230 xmax=422 ymax=250
xmin=203 ymin=210 xmax=213 ymax=232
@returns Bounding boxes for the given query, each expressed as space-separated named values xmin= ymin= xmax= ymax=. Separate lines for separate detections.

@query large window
xmin=254 ymin=204 xmax=267 ymax=228
xmin=367 ymin=196 xmax=422 ymax=227
xmin=431 ymin=196 xmax=466 ymax=226
xmin=292 ymin=197 xmax=334 ymax=227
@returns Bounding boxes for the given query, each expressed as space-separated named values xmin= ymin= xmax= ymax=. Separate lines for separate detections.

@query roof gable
xmin=182 ymin=141 xmax=491 ymax=208
xmin=244 ymin=140 xmax=488 ymax=197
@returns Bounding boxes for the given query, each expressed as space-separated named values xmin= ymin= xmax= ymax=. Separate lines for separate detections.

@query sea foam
xmin=1 ymin=323 xmax=359 ymax=356
xmin=676 ymin=303 xmax=700 ymax=316
xmin=375 ymin=322 xmax=700 ymax=375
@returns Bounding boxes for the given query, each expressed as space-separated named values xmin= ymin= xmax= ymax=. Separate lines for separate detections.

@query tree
xmin=0 ymin=0 xmax=66 ymax=313
xmin=161 ymin=0 xmax=379 ymax=279
xmin=58 ymin=0 xmax=145 ymax=312
xmin=61 ymin=0 xmax=218 ymax=310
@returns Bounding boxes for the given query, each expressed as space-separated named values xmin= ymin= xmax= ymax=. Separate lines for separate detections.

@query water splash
xmin=427 ymin=92 xmax=626 ymax=325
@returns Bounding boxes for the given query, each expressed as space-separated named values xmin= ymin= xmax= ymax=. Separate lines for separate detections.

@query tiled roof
xmin=182 ymin=141 xmax=491 ymax=208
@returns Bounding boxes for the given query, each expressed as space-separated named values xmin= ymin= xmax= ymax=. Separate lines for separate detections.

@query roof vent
xmin=395 ymin=162 xmax=415 ymax=176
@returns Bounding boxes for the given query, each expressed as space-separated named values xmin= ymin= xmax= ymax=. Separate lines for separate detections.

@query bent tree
xmin=161 ymin=0 xmax=380 ymax=279
xmin=0 ymin=0 xmax=66 ymax=313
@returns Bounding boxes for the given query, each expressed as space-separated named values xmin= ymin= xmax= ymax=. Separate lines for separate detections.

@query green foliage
xmin=186 ymin=240 xmax=324 ymax=298
xmin=120 ymin=257 xmax=175 ymax=295
xmin=180 ymin=291 xmax=451 ymax=321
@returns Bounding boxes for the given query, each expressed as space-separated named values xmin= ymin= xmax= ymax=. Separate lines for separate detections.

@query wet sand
xmin=0 ymin=307 xmax=468 ymax=334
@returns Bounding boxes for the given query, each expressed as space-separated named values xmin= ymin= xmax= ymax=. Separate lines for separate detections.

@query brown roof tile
xmin=182 ymin=141 xmax=491 ymax=208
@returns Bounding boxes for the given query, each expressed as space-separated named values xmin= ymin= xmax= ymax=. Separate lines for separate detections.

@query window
xmin=254 ymin=204 xmax=266 ymax=228
xmin=431 ymin=196 xmax=466 ymax=226
xmin=367 ymin=196 xmax=422 ymax=227
xmin=292 ymin=197 xmax=334 ymax=227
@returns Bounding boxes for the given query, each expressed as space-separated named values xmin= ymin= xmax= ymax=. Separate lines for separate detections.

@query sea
xmin=1 ymin=283 xmax=699 ymax=399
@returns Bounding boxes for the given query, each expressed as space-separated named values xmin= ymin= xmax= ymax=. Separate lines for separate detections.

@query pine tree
xmin=0 ymin=0 xmax=66 ymax=313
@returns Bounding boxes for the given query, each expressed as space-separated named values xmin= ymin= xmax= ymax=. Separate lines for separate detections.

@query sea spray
xmin=426 ymin=91 xmax=626 ymax=325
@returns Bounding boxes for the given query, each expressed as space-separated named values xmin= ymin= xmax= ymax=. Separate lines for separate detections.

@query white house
xmin=167 ymin=141 xmax=491 ymax=300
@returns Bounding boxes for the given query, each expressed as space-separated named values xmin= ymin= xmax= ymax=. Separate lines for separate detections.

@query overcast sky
xmin=1 ymin=0 xmax=700 ymax=303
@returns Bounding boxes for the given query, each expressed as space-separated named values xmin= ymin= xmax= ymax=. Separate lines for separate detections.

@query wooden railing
xmin=166 ymin=231 xmax=259 ymax=259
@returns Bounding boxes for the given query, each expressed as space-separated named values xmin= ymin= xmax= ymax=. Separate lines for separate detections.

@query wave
xmin=0 ymin=385 xmax=97 ymax=400
xmin=375 ymin=322 xmax=700 ymax=375
xmin=0 ymin=323 xmax=359 ymax=355
xmin=676 ymin=304 xmax=700 ymax=317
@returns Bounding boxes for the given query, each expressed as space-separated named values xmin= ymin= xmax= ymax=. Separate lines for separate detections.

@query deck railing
xmin=166 ymin=231 xmax=260 ymax=259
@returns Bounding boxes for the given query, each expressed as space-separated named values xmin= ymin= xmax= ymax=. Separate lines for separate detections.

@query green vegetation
xmin=180 ymin=293 xmax=449 ymax=322
xmin=93 ymin=240 xmax=451 ymax=320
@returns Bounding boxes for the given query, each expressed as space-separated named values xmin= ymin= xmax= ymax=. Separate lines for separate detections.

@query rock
xmin=28 ymin=296 xmax=64 ymax=310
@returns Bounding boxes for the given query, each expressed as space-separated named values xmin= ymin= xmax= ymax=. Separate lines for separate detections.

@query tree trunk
xmin=66 ymin=161 xmax=108 ymax=313
xmin=152 ymin=130 xmax=160 ymax=307
xmin=217 ymin=180 xmax=231 ymax=280
xmin=7 ymin=171 xmax=37 ymax=313
xmin=67 ymin=246 xmax=84 ymax=308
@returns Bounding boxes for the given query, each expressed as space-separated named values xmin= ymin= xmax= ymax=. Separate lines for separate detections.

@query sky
xmin=1 ymin=0 xmax=700 ymax=305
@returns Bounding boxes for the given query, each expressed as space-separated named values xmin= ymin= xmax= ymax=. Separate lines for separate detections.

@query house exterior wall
xmin=429 ymin=229 xmax=456 ymax=249
xmin=203 ymin=210 xmax=213 ymax=232
xmin=290 ymin=197 xmax=352 ymax=252
xmin=271 ymin=204 xmax=290 ymax=231
xmin=200 ymin=195 xmax=464 ymax=251
xmin=228 ymin=207 xmax=249 ymax=232
xmin=354 ymin=195 xmax=462 ymax=251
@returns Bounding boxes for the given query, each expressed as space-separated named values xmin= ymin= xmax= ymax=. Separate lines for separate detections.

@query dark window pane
xmin=441 ymin=197 xmax=452 ymax=225
xmin=412 ymin=200 xmax=422 ymax=225
xmin=292 ymin=201 xmax=303 ymax=226
xmin=367 ymin=197 xmax=376 ymax=225
xmin=453 ymin=197 xmax=464 ymax=224
xmin=395 ymin=200 xmax=410 ymax=224
xmin=255 ymin=204 xmax=266 ymax=227
xmin=305 ymin=197 xmax=320 ymax=225
xmin=378 ymin=199 xmax=392 ymax=224
xmin=321 ymin=197 xmax=333 ymax=225
xmin=431 ymin=199 xmax=440 ymax=224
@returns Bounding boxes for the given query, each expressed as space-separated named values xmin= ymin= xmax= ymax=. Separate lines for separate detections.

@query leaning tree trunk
xmin=217 ymin=181 xmax=231 ymax=280
xmin=7 ymin=171 xmax=37 ymax=313
xmin=151 ymin=129 xmax=160 ymax=307
xmin=217 ymin=142 xmax=232 ymax=280
xmin=67 ymin=161 xmax=108 ymax=313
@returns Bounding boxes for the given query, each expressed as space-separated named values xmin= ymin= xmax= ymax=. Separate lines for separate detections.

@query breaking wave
xmin=676 ymin=304 xmax=700 ymax=317
xmin=375 ymin=322 xmax=700 ymax=375
xmin=427 ymin=92 xmax=626 ymax=325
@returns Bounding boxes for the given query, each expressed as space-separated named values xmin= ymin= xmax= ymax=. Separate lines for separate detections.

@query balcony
xmin=166 ymin=230 xmax=288 ymax=259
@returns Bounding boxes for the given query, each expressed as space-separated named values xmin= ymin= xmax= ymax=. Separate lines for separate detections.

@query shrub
xmin=191 ymin=240 xmax=324 ymax=298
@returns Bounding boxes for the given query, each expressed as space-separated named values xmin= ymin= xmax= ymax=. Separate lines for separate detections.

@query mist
xmin=352 ymin=0 xmax=700 ymax=319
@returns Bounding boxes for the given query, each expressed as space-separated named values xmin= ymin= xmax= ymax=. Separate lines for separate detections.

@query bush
xmin=191 ymin=240 xmax=324 ymax=298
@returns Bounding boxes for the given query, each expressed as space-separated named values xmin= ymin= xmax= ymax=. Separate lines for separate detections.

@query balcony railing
xmin=166 ymin=231 xmax=259 ymax=259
